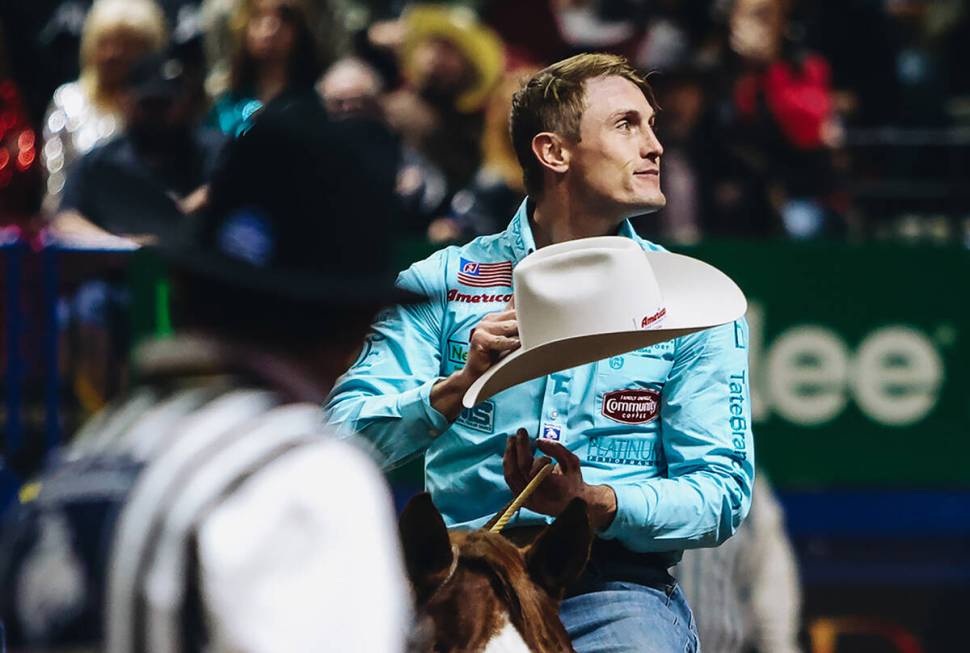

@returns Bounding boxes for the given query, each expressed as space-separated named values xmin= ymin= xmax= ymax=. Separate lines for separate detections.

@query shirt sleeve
xmin=324 ymin=251 xmax=453 ymax=470
xmin=196 ymin=440 xmax=410 ymax=653
xmin=601 ymin=318 xmax=755 ymax=552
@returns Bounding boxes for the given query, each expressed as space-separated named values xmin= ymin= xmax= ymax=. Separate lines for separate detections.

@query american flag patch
xmin=457 ymin=258 xmax=513 ymax=288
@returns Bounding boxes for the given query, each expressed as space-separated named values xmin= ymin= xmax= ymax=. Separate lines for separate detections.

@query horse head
xmin=399 ymin=493 xmax=593 ymax=653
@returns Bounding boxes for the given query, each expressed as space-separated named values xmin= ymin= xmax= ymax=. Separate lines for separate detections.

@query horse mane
xmin=451 ymin=531 xmax=574 ymax=652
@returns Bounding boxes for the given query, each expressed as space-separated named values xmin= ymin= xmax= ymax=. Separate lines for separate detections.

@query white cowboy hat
xmin=462 ymin=236 xmax=747 ymax=408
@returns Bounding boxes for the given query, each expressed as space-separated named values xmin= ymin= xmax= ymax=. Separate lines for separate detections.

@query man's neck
xmin=530 ymin=192 xmax=624 ymax=249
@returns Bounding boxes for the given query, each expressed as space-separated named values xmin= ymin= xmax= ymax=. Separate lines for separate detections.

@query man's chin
xmin=624 ymin=193 xmax=666 ymax=217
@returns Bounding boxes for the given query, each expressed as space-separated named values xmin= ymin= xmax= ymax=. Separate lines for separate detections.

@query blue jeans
xmin=560 ymin=567 xmax=700 ymax=653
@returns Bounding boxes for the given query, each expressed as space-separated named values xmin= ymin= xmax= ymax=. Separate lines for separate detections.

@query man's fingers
xmin=471 ymin=330 xmax=520 ymax=355
xmin=504 ymin=436 xmax=525 ymax=493
xmin=530 ymin=456 xmax=552 ymax=477
xmin=475 ymin=319 xmax=519 ymax=338
xmin=481 ymin=308 xmax=516 ymax=323
xmin=535 ymin=439 xmax=580 ymax=475
xmin=514 ymin=429 xmax=533 ymax=479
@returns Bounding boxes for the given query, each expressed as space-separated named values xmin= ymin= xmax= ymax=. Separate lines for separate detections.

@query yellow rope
xmin=488 ymin=462 xmax=556 ymax=534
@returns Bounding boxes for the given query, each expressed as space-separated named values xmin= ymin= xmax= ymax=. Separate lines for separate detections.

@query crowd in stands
xmin=1 ymin=0 xmax=969 ymax=246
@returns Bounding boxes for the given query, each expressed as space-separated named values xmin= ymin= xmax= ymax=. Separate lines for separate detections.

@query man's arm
xmin=326 ymin=252 xmax=521 ymax=469
xmin=600 ymin=318 xmax=756 ymax=552
xmin=325 ymin=262 xmax=450 ymax=469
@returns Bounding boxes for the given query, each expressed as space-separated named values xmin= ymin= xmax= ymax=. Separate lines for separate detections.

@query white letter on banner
xmin=767 ymin=326 xmax=849 ymax=426
xmin=851 ymin=326 xmax=943 ymax=426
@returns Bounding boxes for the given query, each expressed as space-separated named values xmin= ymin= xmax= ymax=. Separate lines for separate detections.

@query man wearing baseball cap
xmin=327 ymin=53 xmax=755 ymax=652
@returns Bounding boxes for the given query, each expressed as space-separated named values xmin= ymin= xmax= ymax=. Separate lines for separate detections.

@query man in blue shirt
xmin=327 ymin=53 xmax=754 ymax=653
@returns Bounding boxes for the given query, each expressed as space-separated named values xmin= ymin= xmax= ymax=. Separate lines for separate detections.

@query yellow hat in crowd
xmin=402 ymin=4 xmax=505 ymax=113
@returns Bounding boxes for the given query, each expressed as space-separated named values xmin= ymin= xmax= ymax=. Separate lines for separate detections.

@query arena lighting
xmin=16 ymin=149 xmax=34 ymax=170
xmin=17 ymin=130 xmax=34 ymax=151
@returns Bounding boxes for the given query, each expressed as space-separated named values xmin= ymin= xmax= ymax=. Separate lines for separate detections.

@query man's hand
xmin=503 ymin=428 xmax=617 ymax=531
xmin=430 ymin=304 xmax=519 ymax=422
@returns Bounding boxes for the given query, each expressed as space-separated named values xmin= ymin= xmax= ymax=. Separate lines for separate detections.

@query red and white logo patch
xmin=602 ymin=389 xmax=660 ymax=424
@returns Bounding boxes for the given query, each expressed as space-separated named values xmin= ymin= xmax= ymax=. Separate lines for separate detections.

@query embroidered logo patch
xmin=602 ymin=389 xmax=660 ymax=424
xmin=447 ymin=339 xmax=469 ymax=366
xmin=540 ymin=423 xmax=562 ymax=441
xmin=457 ymin=258 xmax=513 ymax=288
xmin=456 ymin=400 xmax=495 ymax=433
xmin=586 ymin=436 xmax=657 ymax=466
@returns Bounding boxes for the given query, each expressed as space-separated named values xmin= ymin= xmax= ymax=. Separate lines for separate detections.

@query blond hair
xmin=79 ymin=0 xmax=168 ymax=104
xmin=509 ymin=53 xmax=656 ymax=197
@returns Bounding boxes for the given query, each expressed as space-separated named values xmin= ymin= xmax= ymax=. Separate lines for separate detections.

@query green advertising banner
xmin=392 ymin=240 xmax=969 ymax=490
xmin=682 ymin=241 xmax=968 ymax=488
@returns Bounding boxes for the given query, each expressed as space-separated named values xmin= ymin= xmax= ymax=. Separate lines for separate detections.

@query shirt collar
xmin=505 ymin=198 xmax=641 ymax=263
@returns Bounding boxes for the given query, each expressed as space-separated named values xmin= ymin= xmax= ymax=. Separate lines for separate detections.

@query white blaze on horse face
xmin=483 ymin=617 xmax=531 ymax=653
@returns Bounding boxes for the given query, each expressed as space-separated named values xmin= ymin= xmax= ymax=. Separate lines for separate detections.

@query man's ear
xmin=531 ymin=132 xmax=571 ymax=176
xmin=399 ymin=492 xmax=455 ymax=604
xmin=525 ymin=498 xmax=593 ymax=600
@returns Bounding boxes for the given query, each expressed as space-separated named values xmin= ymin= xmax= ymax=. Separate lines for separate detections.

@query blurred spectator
xmin=702 ymin=0 xmax=843 ymax=239
xmin=0 ymin=91 xmax=412 ymax=653
xmin=383 ymin=4 xmax=504 ymax=209
xmin=428 ymin=68 xmax=534 ymax=243
xmin=205 ymin=0 xmax=333 ymax=136
xmin=676 ymin=474 xmax=803 ymax=653
xmin=52 ymin=49 xmax=225 ymax=244
xmin=318 ymin=55 xmax=384 ymax=120
xmin=0 ymin=1 xmax=204 ymax=127
xmin=482 ymin=0 xmax=570 ymax=68
xmin=41 ymin=0 xmax=169 ymax=213
xmin=318 ymin=56 xmax=441 ymax=238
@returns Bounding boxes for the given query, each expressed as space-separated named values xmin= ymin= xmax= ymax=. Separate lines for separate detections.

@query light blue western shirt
xmin=326 ymin=200 xmax=754 ymax=565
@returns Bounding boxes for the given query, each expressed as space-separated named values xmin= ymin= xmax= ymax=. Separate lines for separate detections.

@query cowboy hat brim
xmin=462 ymin=251 xmax=746 ymax=407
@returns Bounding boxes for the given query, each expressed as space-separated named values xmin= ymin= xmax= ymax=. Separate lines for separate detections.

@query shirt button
xmin=550 ymin=409 xmax=559 ymax=419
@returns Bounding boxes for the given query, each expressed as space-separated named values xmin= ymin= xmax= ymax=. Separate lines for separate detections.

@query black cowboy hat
xmin=158 ymin=90 xmax=418 ymax=307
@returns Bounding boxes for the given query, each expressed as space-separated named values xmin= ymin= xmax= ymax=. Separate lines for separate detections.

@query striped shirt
xmin=0 ymin=336 xmax=410 ymax=653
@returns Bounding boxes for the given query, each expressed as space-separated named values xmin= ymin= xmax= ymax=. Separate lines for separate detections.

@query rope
xmin=488 ymin=462 xmax=556 ymax=534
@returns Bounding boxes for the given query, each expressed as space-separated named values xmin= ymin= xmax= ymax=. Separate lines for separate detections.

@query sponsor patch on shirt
xmin=540 ymin=423 xmax=562 ymax=441
xmin=447 ymin=289 xmax=514 ymax=304
xmin=456 ymin=400 xmax=495 ymax=433
xmin=586 ymin=436 xmax=658 ymax=466
xmin=447 ymin=339 xmax=469 ymax=366
xmin=457 ymin=258 xmax=513 ymax=288
xmin=601 ymin=389 xmax=660 ymax=424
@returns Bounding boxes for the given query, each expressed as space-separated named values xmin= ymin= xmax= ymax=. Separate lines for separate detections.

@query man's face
xmin=565 ymin=75 xmax=665 ymax=218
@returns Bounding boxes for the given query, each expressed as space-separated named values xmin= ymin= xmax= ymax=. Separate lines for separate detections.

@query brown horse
xmin=399 ymin=493 xmax=593 ymax=653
